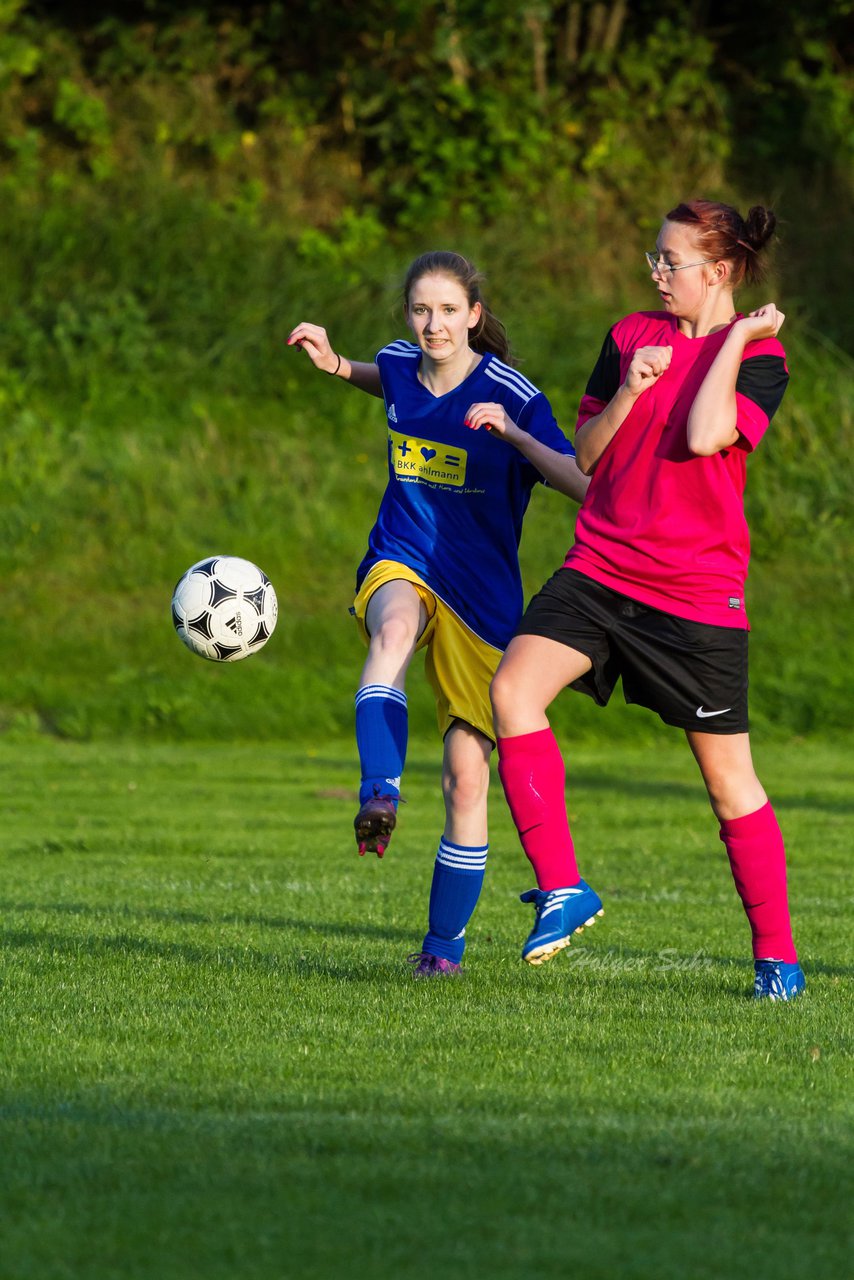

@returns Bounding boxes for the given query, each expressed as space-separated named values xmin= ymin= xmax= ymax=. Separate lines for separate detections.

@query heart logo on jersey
xmin=420 ymin=447 xmax=437 ymax=461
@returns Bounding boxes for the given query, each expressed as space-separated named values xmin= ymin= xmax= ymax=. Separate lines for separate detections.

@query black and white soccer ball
xmin=171 ymin=556 xmax=278 ymax=662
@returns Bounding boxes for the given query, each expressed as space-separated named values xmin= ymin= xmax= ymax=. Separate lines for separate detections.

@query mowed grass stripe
xmin=0 ymin=738 xmax=851 ymax=1279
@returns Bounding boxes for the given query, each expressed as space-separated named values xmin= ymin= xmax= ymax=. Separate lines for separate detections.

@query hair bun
xmin=745 ymin=205 xmax=777 ymax=251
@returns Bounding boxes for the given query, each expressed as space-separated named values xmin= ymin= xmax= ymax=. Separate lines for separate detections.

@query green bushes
xmin=1 ymin=5 xmax=851 ymax=253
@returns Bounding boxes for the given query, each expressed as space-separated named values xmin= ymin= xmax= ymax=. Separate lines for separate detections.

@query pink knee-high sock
xmin=497 ymin=728 xmax=580 ymax=891
xmin=719 ymin=801 xmax=797 ymax=962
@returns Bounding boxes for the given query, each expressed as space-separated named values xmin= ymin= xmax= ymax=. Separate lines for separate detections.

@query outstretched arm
xmin=687 ymin=305 xmax=785 ymax=456
xmin=465 ymin=402 xmax=590 ymax=503
xmin=287 ymin=322 xmax=383 ymax=398
xmin=574 ymin=344 xmax=672 ymax=474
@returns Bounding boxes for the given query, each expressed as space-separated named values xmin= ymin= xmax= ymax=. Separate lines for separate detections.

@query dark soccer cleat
xmin=354 ymin=786 xmax=398 ymax=857
xmin=520 ymin=880 xmax=604 ymax=965
xmin=406 ymin=951 xmax=462 ymax=978
xmin=753 ymin=959 xmax=806 ymax=1001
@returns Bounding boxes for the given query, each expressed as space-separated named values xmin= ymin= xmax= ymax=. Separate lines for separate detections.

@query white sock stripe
xmin=437 ymin=841 xmax=488 ymax=870
xmin=355 ymin=685 xmax=407 ymax=706
xmin=439 ymin=840 xmax=488 ymax=854
xmin=438 ymin=855 xmax=488 ymax=872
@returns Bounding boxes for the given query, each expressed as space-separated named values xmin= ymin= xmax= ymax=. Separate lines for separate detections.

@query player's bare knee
xmin=702 ymin=766 xmax=765 ymax=822
xmin=489 ymin=666 xmax=516 ymax=724
xmin=443 ymin=761 xmax=489 ymax=815
xmin=371 ymin=614 xmax=419 ymax=658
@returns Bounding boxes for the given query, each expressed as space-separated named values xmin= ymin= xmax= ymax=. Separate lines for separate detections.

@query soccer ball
xmin=171 ymin=556 xmax=278 ymax=662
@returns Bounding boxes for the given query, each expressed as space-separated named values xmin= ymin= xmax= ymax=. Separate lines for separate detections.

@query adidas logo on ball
xmin=171 ymin=556 xmax=278 ymax=662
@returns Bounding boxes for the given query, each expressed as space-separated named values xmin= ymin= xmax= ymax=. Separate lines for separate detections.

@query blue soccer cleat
xmin=753 ymin=959 xmax=806 ymax=1001
xmin=520 ymin=880 xmax=604 ymax=966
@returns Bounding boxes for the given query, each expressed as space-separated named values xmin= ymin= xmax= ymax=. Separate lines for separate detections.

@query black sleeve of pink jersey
xmin=584 ymin=330 xmax=622 ymax=404
xmin=735 ymin=355 xmax=789 ymax=420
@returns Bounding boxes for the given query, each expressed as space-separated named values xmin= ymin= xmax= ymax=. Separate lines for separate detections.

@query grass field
xmin=2 ymin=734 xmax=850 ymax=1280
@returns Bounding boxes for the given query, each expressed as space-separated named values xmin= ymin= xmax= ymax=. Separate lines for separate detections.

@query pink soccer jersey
xmin=564 ymin=311 xmax=789 ymax=628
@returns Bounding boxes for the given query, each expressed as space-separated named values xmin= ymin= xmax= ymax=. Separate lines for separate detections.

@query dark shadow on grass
xmin=307 ymin=754 xmax=442 ymax=780
xmin=771 ymin=795 xmax=854 ymax=814
xmin=566 ymin=768 xmax=854 ymax=814
xmin=188 ymin=746 xmax=854 ymax=819
xmin=6 ymin=911 xmax=849 ymax=989
xmin=0 ymin=1079 xmax=850 ymax=1280
xmin=0 ymin=900 xmax=416 ymax=942
xmin=0 ymin=925 xmax=416 ymax=982
xmin=263 ymin=754 xmax=705 ymax=805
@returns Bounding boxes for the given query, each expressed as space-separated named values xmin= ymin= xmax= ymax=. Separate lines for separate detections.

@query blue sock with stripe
xmin=422 ymin=839 xmax=488 ymax=964
xmin=355 ymin=684 xmax=408 ymax=807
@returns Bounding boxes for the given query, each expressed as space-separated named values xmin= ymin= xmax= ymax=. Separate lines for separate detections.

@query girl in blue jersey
xmin=288 ymin=251 xmax=587 ymax=976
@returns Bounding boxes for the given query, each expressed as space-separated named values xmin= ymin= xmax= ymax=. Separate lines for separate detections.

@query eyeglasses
xmin=645 ymin=251 xmax=715 ymax=275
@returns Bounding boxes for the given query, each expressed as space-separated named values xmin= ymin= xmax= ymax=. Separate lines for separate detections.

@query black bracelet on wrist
xmin=327 ymin=353 xmax=342 ymax=376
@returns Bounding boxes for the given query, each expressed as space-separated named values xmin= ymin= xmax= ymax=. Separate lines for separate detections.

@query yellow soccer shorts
xmin=352 ymin=560 xmax=502 ymax=743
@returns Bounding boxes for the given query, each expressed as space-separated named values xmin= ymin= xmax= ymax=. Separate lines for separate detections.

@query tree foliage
xmin=2 ymin=0 xmax=850 ymax=228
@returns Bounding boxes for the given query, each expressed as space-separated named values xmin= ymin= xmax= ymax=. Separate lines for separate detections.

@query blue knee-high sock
xmin=422 ymin=839 xmax=488 ymax=963
xmin=355 ymin=684 xmax=408 ymax=806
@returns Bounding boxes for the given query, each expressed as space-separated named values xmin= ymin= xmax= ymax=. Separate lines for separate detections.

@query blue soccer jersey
xmin=355 ymin=341 xmax=576 ymax=650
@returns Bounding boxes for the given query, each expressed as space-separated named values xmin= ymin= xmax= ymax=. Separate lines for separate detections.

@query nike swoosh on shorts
xmin=696 ymin=706 xmax=732 ymax=718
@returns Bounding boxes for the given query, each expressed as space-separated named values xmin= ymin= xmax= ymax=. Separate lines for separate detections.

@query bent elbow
xmin=574 ymin=447 xmax=597 ymax=476
xmin=687 ymin=437 xmax=719 ymax=457
xmin=687 ymin=413 xmax=739 ymax=457
xmin=688 ymin=428 xmax=738 ymax=456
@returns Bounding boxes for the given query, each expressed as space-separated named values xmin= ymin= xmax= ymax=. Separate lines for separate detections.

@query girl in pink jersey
xmin=487 ymin=200 xmax=805 ymax=1001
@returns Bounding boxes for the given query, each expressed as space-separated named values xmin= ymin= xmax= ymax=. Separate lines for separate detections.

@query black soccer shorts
xmin=515 ymin=569 xmax=749 ymax=734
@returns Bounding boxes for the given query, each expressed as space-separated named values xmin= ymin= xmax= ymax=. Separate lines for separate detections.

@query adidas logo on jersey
xmin=387 ymin=403 xmax=398 ymax=423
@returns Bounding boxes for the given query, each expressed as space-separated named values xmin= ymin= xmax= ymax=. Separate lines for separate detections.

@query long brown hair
xmin=665 ymin=200 xmax=777 ymax=288
xmin=402 ymin=251 xmax=512 ymax=363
